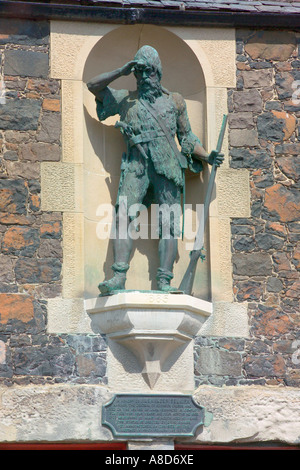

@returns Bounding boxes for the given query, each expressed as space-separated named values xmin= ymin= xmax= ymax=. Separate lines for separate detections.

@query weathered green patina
xmin=87 ymin=45 xmax=224 ymax=295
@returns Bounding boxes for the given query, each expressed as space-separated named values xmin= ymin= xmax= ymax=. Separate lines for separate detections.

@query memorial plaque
xmin=102 ymin=394 xmax=206 ymax=437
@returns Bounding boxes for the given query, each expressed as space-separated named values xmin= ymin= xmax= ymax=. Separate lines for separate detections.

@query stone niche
xmin=82 ymin=25 xmax=209 ymax=300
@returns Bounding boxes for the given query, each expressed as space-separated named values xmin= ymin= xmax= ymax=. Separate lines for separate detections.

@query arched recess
xmin=82 ymin=24 xmax=212 ymax=300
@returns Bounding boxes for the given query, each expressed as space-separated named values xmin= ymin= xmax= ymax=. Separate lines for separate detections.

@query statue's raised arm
xmin=87 ymin=61 xmax=136 ymax=100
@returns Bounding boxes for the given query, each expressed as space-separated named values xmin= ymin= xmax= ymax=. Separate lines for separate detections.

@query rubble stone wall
xmin=0 ymin=19 xmax=107 ymax=386
xmin=195 ymin=29 xmax=300 ymax=387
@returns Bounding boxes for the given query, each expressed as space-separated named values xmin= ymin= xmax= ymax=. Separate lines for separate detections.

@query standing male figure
xmin=87 ymin=45 xmax=223 ymax=294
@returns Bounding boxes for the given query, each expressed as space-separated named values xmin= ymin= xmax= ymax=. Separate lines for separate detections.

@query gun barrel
xmin=216 ymin=114 xmax=228 ymax=154
xmin=179 ymin=114 xmax=228 ymax=295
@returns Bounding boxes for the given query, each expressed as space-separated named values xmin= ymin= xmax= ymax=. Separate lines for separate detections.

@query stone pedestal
xmin=85 ymin=292 xmax=212 ymax=391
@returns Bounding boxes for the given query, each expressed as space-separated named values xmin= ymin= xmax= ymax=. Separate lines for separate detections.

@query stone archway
xmin=82 ymin=24 xmax=210 ymax=299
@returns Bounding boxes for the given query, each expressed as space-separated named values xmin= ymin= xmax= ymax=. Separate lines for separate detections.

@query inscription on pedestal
xmin=102 ymin=394 xmax=206 ymax=437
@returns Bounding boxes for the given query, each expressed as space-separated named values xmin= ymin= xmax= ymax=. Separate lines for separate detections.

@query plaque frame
xmin=102 ymin=393 xmax=207 ymax=438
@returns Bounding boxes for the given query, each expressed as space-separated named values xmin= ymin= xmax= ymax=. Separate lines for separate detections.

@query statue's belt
xmin=127 ymin=127 xmax=188 ymax=170
xmin=127 ymin=130 xmax=165 ymax=147
xmin=127 ymin=129 xmax=188 ymax=170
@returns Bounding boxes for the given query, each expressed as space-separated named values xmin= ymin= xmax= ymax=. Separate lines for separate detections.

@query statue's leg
xmin=98 ymin=210 xmax=132 ymax=295
xmin=98 ymin=168 xmax=148 ymax=295
xmin=154 ymin=173 xmax=182 ymax=292
xmin=157 ymin=237 xmax=178 ymax=292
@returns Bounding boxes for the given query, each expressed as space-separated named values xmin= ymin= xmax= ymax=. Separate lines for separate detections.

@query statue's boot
xmin=98 ymin=262 xmax=129 ymax=295
xmin=156 ymin=268 xmax=178 ymax=293
xmin=157 ymin=237 xmax=180 ymax=292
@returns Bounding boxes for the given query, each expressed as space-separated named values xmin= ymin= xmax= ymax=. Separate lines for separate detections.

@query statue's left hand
xmin=208 ymin=150 xmax=224 ymax=167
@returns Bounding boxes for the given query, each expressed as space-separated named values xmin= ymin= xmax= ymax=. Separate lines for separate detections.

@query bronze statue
xmin=87 ymin=46 xmax=224 ymax=295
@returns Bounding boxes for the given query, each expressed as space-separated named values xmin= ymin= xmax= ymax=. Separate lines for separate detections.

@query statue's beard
xmin=138 ymin=78 xmax=162 ymax=103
